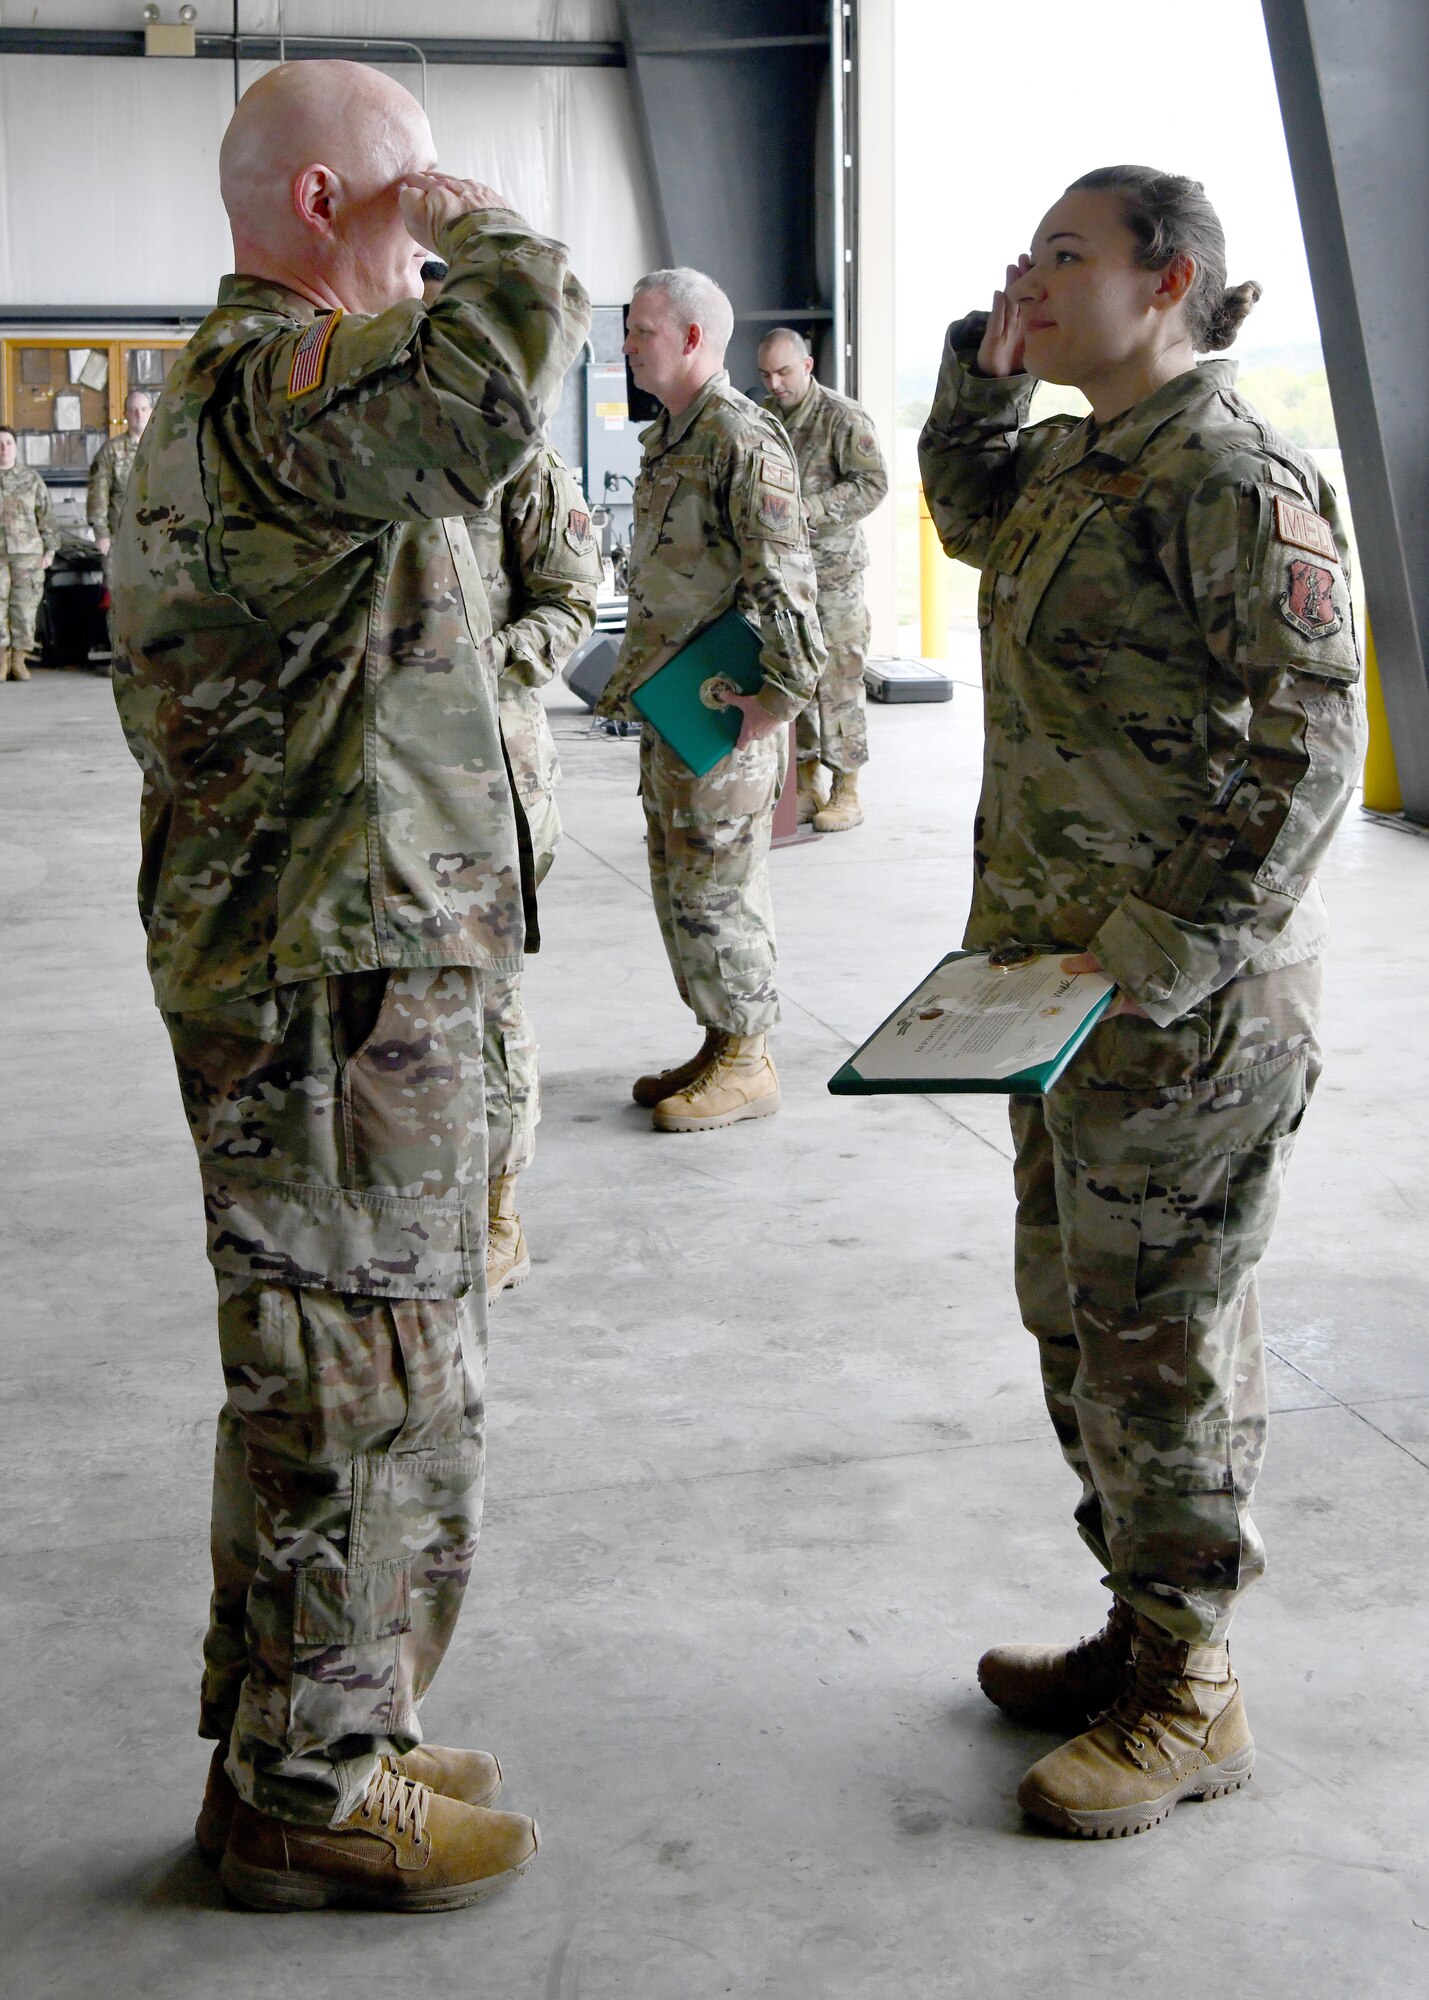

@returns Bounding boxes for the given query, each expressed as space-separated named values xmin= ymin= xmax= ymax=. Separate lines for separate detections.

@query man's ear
xmin=682 ymin=322 xmax=703 ymax=358
xmin=1154 ymin=252 xmax=1196 ymax=311
xmin=293 ymin=163 xmax=340 ymax=236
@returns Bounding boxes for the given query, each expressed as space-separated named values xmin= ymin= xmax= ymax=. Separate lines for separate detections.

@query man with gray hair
xmin=759 ymin=326 xmax=888 ymax=831
xmin=598 ymin=268 xmax=824 ymax=1131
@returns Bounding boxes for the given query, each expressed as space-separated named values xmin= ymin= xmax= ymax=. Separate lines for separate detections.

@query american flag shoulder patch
xmin=287 ymin=309 xmax=343 ymax=399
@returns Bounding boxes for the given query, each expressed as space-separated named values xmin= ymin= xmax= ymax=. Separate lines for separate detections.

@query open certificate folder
xmin=828 ymin=952 xmax=1116 ymax=1096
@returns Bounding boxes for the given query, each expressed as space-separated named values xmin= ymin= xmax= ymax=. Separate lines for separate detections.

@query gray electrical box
xmin=584 ymin=361 xmax=645 ymax=556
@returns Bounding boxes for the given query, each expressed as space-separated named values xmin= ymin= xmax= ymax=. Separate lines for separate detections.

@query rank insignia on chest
xmin=565 ymin=507 xmax=593 ymax=554
xmin=287 ymin=309 xmax=343 ymax=399
xmin=1272 ymin=494 xmax=1339 ymax=563
xmin=1279 ymin=556 xmax=1344 ymax=640
xmin=760 ymin=451 xmax=796 ymax=493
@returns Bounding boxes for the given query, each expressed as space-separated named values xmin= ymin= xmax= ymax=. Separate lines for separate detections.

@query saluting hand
xmin=976 ymin=255 xmax=1032 ymax=377
xmin=398 ymin=171 xmax=512 ymax=254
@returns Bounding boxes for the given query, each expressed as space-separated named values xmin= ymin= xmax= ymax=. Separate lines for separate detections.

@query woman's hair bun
xmin=1203 ymin=278 xmax=1263 ymax=351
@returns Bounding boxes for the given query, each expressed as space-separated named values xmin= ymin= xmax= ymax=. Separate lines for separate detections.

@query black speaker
xmin=563 ymin=633 xmax=622 ymax=710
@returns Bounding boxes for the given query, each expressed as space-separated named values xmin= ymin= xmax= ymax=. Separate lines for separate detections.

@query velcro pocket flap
xmin=294 ymin=1559 xmax=412 ymax=1648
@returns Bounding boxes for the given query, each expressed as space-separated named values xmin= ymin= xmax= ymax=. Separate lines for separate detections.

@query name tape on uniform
xmin=1273 ymin=495 xmax=1338 ymax=564
xmin=288 ymin=309 xmax=343 ymax=400
xmin=1074 ymin=468 xmax=1148 ymax=503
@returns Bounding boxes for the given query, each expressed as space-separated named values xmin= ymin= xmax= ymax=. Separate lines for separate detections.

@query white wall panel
xmin=0 ymin=0 xmax=656 ymax=307
xmin=0 ymin=55 xmax=234 ymax=304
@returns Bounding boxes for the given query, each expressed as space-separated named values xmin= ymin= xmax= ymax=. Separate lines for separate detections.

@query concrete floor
xmin=3 ymin=651 xmax=1428 ymax=1997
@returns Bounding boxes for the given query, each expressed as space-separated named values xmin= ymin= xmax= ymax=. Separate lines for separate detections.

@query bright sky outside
xmin=894 ymin=0 xmax=1321 ymax=374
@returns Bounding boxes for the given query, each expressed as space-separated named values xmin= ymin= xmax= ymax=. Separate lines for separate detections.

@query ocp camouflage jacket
xmin=465 ymin=444 xmax=600 ymax=811
xmin=0 ymin=464 xmax=59 ymax=559
xmin=763 ymin=377 xmax=887 ymax=587
xmin=111 ymin=207 xmax=589 ymax=1010
xmin=918 ymin=316 xmax=1366 ymax=1025
xmin=87 ymin=430 xmax=142 ymax=538
xmin=598 ymin=369 xmax=824 ymax=723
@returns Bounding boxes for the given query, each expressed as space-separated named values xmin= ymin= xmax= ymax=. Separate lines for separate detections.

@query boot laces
xmin=1098 ymin=1640 xmax=1187 ymax=1762
xmin=359 ymin=1763 xmax=431 ymax=1843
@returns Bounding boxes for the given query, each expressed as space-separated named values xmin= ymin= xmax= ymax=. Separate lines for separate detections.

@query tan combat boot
xmin=813 ymin=769 xmax=863 ymax=832
xmin=487 ymin=1173 xmax=531 ymax=1306
xmin=977 ymin=1595 xmax=1136 ymax=1733
xmin=10 ymin=654 xmax=30 ymax=680
xmin=219 ymin=1762 xmax=537 ymax=1911
xmin=652 ymin=1032 xmax=780 ymax=1132
xmin=1016 ymin=1613 xmax=1254 ymax=1839
xmin=632 ymin=1025 xmax=721 ymax=1108
xmin=196 ymin=1740 xmax=505 ymax=1864
xmin=795 ymin=759 xmax=825 ymax=824
xmin=0 ymin=647 xmax=10 ymax=681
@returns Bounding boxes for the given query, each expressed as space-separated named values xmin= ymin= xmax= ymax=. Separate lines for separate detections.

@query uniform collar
xmin=776 ymin=377 xmax=823 ymax=432
xmin=215 ymin=273 xmax=321 ymax=322
xmin=1051 ymin=358 xmax=1239 ymax=474
xmin=641 ymin=368 xmax=730 ymax=456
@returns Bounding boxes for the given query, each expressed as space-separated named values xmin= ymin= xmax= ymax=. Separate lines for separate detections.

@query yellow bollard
xmin=918 ymin=485 xmax=948 ymax=660
xmin=1361 ymin=618 xmax=1403 ymax=814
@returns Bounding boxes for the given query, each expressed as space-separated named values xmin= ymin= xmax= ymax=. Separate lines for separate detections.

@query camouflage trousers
xmin=485 ymin=787 xmax=557 ymax=1182
xmin=164 ymin=967 xmax=489 ymax=1827
xmin=639 ymin=723 xmax=785 ymax=1037
xmin=1009 ymin=962 xmax=1321 ymax=1645
xmin=798 ymin=573 xmax=870 ymax=772
xmin=484 ymin=970 xmax=539 ymax=1180
xmin=0 ymin=556 xmax=45 ymax=656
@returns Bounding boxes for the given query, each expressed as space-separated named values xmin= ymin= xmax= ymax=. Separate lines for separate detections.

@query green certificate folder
xmin=828 ymin=951 xmax=1116 ymax=1097
xmin=631 ymin=606 xmax=766 ymax=775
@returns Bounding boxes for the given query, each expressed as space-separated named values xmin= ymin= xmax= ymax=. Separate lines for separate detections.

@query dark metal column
xmin=1262 ymin=0 xmax=1429 ymax=819
xmin=616 ymin=1 xmax=839 ymax=395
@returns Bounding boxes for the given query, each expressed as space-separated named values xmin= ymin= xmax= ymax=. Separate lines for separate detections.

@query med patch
xmin=1272 ymin=494 xmax=1339 ymax=563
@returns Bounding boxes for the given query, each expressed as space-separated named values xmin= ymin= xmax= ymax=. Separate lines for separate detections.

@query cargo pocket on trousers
xmin=1066 ymin=1157 xmax=1150 ymax=1323
xmin=287 ymin=1558 xmax=412 ymax=1755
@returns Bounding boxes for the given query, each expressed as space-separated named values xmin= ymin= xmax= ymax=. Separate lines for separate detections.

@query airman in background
xmin=0 ymin=423 xmax=59 ymax=680
xmin=87 ymin=389 xmax=153 ymax=563
xmin=463 ymin=444 xmax=600 ymax=1301
xmin=111 ymin=58 xmax=589 ymax=1912
xmin=598 ymin=266 xmax=824 ymax=1132
xmin=759 ymin=328 xmax=887 ymax=831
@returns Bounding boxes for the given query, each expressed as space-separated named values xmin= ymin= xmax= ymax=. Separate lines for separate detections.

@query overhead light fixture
xmin=144 ymin=5 xmax=198 ymax=56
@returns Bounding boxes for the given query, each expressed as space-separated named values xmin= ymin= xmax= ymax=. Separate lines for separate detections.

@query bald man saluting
xmin=111 ymin=62 xmax=589 ymax=1913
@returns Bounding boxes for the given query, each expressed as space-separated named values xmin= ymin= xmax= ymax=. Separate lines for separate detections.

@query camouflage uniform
xmin=464 ymin=446 xmax=600 ymax=1179
xmin=87 ymin=427 xmax=142 ymax=616
xmin=111 ymin=205 xmax=589 ymax=1825
xmin=0 ymin=462 xmax=58 ymax=658
xmin=597 ymin=370 xmax=824 ymax=1035
xmin=919 ymin=317 xmax=1365 ymax=1644
xmin=761 ymin=378 xmax=887 ymax=771
xmin=87 ymin=428 xmax=143 ymax=541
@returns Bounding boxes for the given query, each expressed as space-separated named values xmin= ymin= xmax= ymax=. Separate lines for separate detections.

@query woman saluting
xmin=919 ymin=167 xmax=1365 ymax=1838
